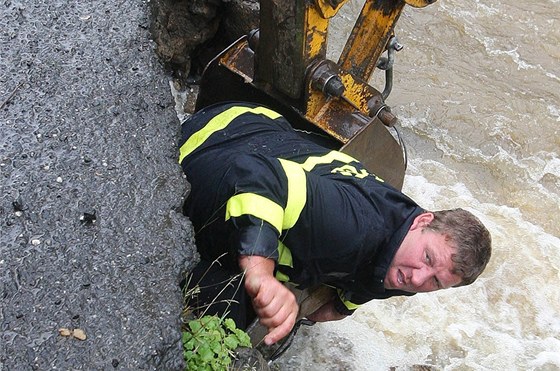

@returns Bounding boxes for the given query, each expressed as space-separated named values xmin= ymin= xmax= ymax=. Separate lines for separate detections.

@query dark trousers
xmin=184 ymin=258 xmax=256 ymax=330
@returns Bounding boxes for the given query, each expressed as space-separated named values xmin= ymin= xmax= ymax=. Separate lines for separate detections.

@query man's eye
xmin=425 ymin=252 xmax=431 ymax=264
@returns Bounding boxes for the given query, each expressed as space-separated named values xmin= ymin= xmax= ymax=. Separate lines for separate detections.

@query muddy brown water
xmin=267 ymin=0 xmax=560 ymax=369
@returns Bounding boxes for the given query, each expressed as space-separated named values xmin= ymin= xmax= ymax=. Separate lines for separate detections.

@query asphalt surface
xmin=1 ymin=1 xmax=197 ymax=369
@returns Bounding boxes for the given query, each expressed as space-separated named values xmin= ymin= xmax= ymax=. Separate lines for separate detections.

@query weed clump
xmin=183 ymin=315 xmax=252 ymax=370
xmin=181 ymin=266 xmax=252 ymax=370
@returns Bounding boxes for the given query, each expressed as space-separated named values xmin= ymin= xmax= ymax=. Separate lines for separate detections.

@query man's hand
xmin=307 ymin=300 xmax=348 ymax=322
xmin=239 ymin=255 xmax=298 ymax=345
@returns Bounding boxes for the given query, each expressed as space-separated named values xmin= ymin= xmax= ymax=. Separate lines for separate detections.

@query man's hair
xmin=426 ymin=208 xmax=492 ymax=287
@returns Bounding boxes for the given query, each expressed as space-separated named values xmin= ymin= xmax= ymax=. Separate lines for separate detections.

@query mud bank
xmin=1 ymin=1 xmax=196 ymax=369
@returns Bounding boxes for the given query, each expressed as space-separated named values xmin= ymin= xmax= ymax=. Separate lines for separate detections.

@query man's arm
xmin=238 ymin=255 xmax=299 ymax=345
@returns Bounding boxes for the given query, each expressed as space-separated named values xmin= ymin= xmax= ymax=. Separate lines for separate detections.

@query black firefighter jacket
xmin=179 ymin=102 xmax=421 ymax=314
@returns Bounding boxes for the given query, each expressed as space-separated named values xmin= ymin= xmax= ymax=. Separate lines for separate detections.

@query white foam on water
xmin=401 ymin=170 xmax=560 ymax=365
xmin=349 ymin=176 xmax=559 ymax=369
xmin=545 ymin=71 xmax=560 ymax=82
xmin=529 ymin=340 xmax=560 ymax=369
xmin=548 ymin=104 xmax=560 ymax=122
xmin=277 ymin=0 xmax=560 ymax=368
xmin=399 ymin=111 xmax=560 ymax=237
xmin=275 ymin=164 xmax=560 ymax=369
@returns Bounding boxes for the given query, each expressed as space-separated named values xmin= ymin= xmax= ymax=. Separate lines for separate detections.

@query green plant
xmin=183 ymin=315 xmax=252 ymax=370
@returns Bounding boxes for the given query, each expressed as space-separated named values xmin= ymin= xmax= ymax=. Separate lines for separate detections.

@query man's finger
xmin=253 ymin=289 xmax=282 ymax=315
xmin=257 ymin=300 xmax=292 ymax=328
xmin=263 ymin=311 xmax=297 ymax=345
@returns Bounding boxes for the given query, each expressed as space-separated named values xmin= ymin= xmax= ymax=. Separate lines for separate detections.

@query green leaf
xmin=184 ymin=350 xmax=194 ymax=360
xmin=233 ymin=328 xmax=252 ymax=347
xmin=224 ymin=318 xmax=236 ymax=331
xmin=186 ymin=359 xmax=196 ymax=369
xmin=181 ymin=314 xmax=253 ymax=370
xmin=182 ymin=331 xmax=192 ymax=343
xmin=198 ymin=345 xmax=214 ymax=363
xmin=188 ymin=319 xmax=202 ymax=333
xmin=211 ymin=340 xmax=223 ymax=354
xmin=210 ymin=329 xmax=223 ymax=341
xmin=184 ymin=338 xmax=195 ymax=351
xmin=223 ymin=334 xmax=239 ymax=350
xmin=202 ymin=316 xmax=218 ymax=330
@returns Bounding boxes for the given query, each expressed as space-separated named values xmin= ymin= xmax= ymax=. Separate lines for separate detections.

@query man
xmin=179 ymin=101 xmax=491 ymax=346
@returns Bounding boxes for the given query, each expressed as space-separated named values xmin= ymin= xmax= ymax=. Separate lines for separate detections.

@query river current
xmin=274 ymin=0 xmax=560 ymax=369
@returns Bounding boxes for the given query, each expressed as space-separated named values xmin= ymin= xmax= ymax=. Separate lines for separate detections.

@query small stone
xmin=73 ymin=328 xmax=87 ymax=340
xmin=80 ymin=211 xmax=97 ymax=225
xmin=59 ymin=328 xmax=72 ymax=337
xmin=56 ymin=177 xmax=63 ymax=183
xmin=12 ymin=200 xmax=24 ymax=212
xmin=15 ymin=211 xmax=22 ymax=217
xmin=31 ymin=239 xmax=41 ymax=246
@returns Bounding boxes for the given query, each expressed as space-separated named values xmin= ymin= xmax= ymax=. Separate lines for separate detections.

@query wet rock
xmin=1 ymin=0 xmax=197 ymax=369
xmin=57 ymin=328 xmax=87 ymax=341
xmin=72 ymin=329 xmax=87 ymax=341
xmin=150 ymin=0 xmax=223 ymax=77
xmin=58 ymin=328 xmax=72 ymax=337
xmin=231 ymin=347 xmax=270 ymax=371
xmin=222 ymin=0 xmax=260 ymax=41
xmin=150 ymin=0 xmax=259 ymax=85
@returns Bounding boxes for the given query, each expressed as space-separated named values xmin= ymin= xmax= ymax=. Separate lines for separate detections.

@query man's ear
xmin=410 ymin=212 xmax=434 ymax=230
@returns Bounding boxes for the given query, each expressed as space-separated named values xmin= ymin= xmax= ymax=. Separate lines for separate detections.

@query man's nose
xmin=411 ymin=267 xmax=432 ymax=288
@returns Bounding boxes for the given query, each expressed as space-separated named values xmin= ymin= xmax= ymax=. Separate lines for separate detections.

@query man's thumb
xmin=244 ymin=274 xmax=261 ymax=297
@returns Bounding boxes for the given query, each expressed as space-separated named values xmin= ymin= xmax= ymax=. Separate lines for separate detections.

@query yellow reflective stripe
xmin=278 ymin=159 xmax=307 ymax=229
xmin=178 ymin=106 xmax=282 ymax=164
xmin=275 ymin=270 xmax=290 ymax=282
xmin=337 ymin=289 xmax=360 ymax=310
xmin=277 ymin=241 xmax=293 ymax=268
xmin=300 ymin=150 xmax=358 ymax=172
xmin=225 ymin=193 xmax=283 ymax=234
xmin=331 ymin=164 xmax=371 ymax=179
xmin=275 ymin=241 xmax=293 ymax=282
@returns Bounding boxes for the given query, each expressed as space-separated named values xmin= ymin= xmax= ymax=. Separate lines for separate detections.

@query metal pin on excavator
xmin=194 ymin=0 xmax=437 ymax=357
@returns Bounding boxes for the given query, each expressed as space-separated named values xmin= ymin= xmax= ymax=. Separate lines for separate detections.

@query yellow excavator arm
xmin=196 ymin=0 xmax=436 ymax=189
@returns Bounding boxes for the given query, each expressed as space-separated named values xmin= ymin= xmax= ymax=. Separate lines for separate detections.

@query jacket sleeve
xmin=334 ymin=289 xmax=359 ymax=315
xmin=221 ymin=153 xmax=297 ymax=260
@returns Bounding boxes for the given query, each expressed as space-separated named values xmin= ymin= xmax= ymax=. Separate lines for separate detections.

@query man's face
xmin=384 ymin=213 xmax=462 ymax=293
